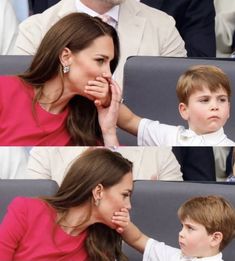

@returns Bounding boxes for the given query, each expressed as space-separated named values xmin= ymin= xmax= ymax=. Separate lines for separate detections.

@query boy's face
xmin=179 ymin=87 xmax=230 ymax=134
xmin=178 ymin=218 xmax=218 ymax=257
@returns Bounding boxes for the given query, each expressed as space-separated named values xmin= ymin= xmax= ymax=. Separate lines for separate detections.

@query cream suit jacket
xmin=0 ymin=147 xmax=28 ymax=179
xmin=13 ymin=0 xmax=186 ymax=87
xmin=214 ymin=0 xmax=235 ymax=57
xmin=25 ymin=147 xmax=183 ymax=185
xmin=0 ymin=0 xmax=18 ymax=54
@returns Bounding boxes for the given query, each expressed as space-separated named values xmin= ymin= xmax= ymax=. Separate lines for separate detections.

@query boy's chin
xmin=181 ymin=249 xmax=193 ymax=258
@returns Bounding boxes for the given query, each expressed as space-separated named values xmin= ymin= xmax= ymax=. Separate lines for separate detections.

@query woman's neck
xmin=58 ymin=203 xmax=97 ymax=236
xmin=37 ymin=76 xmax=75 ymax=114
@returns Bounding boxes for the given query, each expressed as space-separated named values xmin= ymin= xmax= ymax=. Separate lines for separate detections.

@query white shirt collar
xmin=180 ymin=252 xmax=223 ymax=261
xmin=75 ymin=0 xmax=119 ymax=24
xmin=180 ymin=127 xmax=228 ymax=145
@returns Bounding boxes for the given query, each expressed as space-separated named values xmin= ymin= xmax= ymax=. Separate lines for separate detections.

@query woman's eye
xmin=96 ymin=59 xmax=104 ymax=65
xmin=122 ymin=193 xmax=129 ymax=198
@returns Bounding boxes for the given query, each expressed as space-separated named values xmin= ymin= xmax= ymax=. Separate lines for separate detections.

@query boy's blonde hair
xmin=176 ymin=65 xmax=231 ymax=105
xmin=177 ymin=195 xmax=235 ymax=251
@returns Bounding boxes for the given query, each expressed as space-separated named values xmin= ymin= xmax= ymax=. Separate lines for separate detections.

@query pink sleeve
xmin=0 ymin=197 xmax=28 ymax=260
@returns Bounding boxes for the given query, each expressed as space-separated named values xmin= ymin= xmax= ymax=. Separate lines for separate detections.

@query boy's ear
xmin=210 ymin=231 xmax=223 ymax=248
xmin=59 ymin=47 xmax=73 ymax=66
xmin=178 ymin=103 xmax=189 ymax=120
xmin=92 ymin=184 xmax=104 ymax=201
xmin=227 ymin=102 xmax=231 ymax=120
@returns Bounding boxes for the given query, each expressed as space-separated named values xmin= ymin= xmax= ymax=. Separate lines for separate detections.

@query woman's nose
xmin=125 ymin=199 xmax=131 ymax=210
xmin=103 ymin=65 xmax=112 ymax=78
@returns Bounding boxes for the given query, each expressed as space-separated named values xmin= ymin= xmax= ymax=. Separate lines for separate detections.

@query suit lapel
xmin=57 ymin=0 xmax=77 ymax=19
xmin=118 ymin=0 xmax=146 ymax=56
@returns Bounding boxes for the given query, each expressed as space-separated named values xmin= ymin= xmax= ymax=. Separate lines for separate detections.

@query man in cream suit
xmin=24 ymin=147 xmax=183 ymax=185
xmin=13 ymin=0 xmax=186 ymax=88
xmin=214 ymin=0 xmax=235 ymax=57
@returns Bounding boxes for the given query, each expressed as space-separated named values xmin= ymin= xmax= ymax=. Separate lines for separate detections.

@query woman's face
xmin=95 ymin=172 xmax=133 ymax=229
xmin=63 ymin=35 xmax=114 ymax=98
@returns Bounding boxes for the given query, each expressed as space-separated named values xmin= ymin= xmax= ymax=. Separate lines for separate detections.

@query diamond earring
xmin=94 ymin=199 xmax=100 ymax=207
xmin=63 ymin=65 xmax=70 ymax=74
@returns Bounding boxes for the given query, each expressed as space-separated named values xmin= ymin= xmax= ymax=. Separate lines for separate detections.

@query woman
xmin=0 ymin=12 xmax=121 ymax=145
xmin=0 ymin=0 xmax=18 ymax=54
xmin=0 ymin=148 xmax=133 ymax=260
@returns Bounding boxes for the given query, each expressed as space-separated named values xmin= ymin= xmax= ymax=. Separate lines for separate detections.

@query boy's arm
xmin=121 ymin=221 xmax=149 ymax=253
xmin=117 ymin=104 xmax=142 ymax=136
xmin=112 ymin=211 xmax=149 ymax=253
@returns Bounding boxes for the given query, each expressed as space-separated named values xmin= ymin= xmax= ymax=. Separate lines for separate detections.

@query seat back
xmin=123 ymin=181 xmax=235 ymax=261
xmin=0 ymin=55 xmax=33 ymax=75
xmin=0 ymin=179 xmax=59 ymax=222
xmin=119 ymin=56 xmax=235 ymax=145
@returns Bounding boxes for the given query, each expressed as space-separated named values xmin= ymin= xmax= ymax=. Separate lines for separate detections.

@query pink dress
xmin=0 ymin=76 xmax=71 ymax=145
xmin=0 ymin=197 xmax=88 ymax=261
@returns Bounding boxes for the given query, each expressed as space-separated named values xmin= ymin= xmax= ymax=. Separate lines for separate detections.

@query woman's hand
xmin=112 ymin=208 xmax=130 ymax=234
xmin=96 ymin=79 xmax=122 ymax=146
xmin=84 ymin=73 xmax=111 ymax=107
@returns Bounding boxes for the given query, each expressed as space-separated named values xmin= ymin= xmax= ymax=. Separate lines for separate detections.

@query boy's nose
xmin=210 ymin=101 xmax=219 ymax=110
xmin=179 ymin=228 xmax=184 ymax=237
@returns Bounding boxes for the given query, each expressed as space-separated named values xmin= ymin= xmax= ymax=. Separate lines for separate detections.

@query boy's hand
xmin=112 ymin=208 xmax=130 ymax=234
xmin=84 ymin=73 xmax=111 ymax=107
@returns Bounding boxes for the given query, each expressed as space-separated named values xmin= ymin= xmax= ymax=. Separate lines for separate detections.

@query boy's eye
xmin=199 ymin=98 xmax=209 ymax=103
xmin=218 ymin=97 xmax=228 ymax=102
xmin=186 ymin=225 xmax=194 ymax=231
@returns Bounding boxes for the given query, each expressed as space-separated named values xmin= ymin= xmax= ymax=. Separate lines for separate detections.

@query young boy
xmin=118 ymin=65 xmax=234 ymax=145
xmin=115 ymin=195 xmax=235 ymax=261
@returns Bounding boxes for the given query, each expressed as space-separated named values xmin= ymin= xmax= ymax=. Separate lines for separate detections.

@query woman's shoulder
xmin=0 ymin=75 xmax=24 ymax=89
xmin=9 ymin=197 xmax=48 ymax=212
xmin=0 ymin=75 xmax=33 ymax=98
xmin=0 ymin=75 xmax=20 ymax=82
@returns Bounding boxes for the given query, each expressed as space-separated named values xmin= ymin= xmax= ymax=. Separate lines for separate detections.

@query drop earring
xmin=63 ymin=65 xmax=70 ymax=74
xmin=94 ymin=199 xmax=100 ymax=207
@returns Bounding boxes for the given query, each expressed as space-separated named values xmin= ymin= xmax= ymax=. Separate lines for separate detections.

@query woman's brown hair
xmin=43 ymin=148 xmax=133 ymax=261
xmin=19 ymin=13 xmax=120 ymax=145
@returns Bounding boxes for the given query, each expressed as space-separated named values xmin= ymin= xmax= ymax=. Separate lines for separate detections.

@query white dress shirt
xmin=75 ymin=0 xmax=119 ymax=28
xmin=143 ymin=239 xmax=223 ymax=261
xmin=138 ymin=119 xmax=235 ymax=146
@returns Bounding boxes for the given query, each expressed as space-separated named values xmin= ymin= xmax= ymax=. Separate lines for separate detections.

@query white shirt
xmin=138 ymin=119 xmax=235 ymax=146
xmin=75 ymin=0 xmax=119 ymax=28
xmin=143 ymin=239 xmax=223 ymax=261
